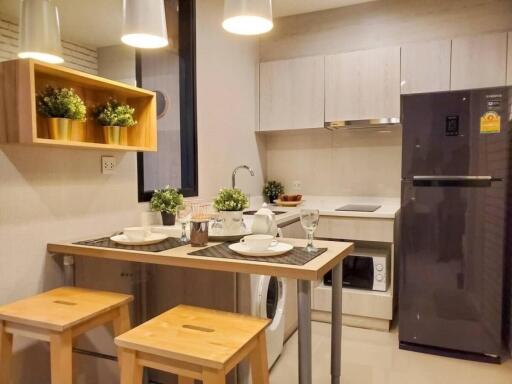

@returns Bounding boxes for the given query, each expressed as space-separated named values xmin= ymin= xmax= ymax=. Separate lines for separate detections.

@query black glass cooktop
xmin=335 ymin=204 xmax=381 ymax=212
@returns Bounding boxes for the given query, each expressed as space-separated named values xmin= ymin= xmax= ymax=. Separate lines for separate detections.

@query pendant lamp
xmin=18 ymin=0 xmax=64 ymax=64
xmin=223 ymin=0 xmax=273 ymax=35
xmin=122 ymin=0 xmax=169 ymax=48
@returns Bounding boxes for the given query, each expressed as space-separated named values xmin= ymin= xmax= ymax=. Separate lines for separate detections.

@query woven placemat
xmin=74 ymin=236 xmax=187 ymax=252
xmin=188 ymin=242 xmax=327 ymax=266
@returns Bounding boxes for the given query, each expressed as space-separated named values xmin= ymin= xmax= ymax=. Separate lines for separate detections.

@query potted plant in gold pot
xmin=93 ymin=99 xmax=137 ymax=145
xmin=37 ymin=86 xmax=86 ymax=141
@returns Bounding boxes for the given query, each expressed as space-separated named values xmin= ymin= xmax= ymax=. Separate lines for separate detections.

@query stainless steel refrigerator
xmin=399 ymin=87 xmax=511 ymax=362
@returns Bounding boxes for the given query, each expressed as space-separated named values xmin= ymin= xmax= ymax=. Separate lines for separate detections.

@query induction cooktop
xmin=335 ymin=204 xmax=381 ymax=212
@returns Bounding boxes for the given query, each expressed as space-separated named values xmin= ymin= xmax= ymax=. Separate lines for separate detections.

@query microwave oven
xmin=323 ymin=248 xmax=390 ymax=291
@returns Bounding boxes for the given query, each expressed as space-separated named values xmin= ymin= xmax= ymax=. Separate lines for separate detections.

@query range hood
xmin=324 ymin=117 xmax=400 ymax=130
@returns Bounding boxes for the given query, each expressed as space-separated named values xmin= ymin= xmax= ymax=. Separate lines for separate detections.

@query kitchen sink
xmin=243 ymin=210 xmax=287 ymax=215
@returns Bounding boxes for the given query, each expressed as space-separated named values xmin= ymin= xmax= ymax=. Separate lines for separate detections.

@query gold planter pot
xmin=103 ymin=126 xmax=121 ymax=145
xmin=48 ymin=118 xmax=72 ymax=141
xmin=103 ymin=126 xmax=128 ymax=145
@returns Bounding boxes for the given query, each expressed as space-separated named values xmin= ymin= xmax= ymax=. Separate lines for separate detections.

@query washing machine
xmin=239 ymin=274 xmax=286 ymax=383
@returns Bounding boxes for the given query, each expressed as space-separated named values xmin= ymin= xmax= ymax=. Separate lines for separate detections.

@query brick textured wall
xmin=0 ymin=15 xmax=98 ymax=74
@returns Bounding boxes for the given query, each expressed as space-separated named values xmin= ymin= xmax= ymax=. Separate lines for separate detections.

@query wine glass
xmin=300 ymin=209 xmax=320 ymax=252
xmin=177 ymin=204 xmax=192 ymax=243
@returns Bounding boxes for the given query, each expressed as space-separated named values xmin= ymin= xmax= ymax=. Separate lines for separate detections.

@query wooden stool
xmin=115 ymin=305 xmax=270 ymax=384
xmin=0 ymin=286 xmax=133 ymax=384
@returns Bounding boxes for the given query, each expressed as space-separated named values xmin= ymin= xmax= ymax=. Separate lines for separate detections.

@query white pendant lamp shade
xmin=18 ymin=0 xmax=64 ymax=64
xmin=122 ymin=0 xmax=169 ymax=49
xmin=223 ymin=0 xmax=273 ymax=35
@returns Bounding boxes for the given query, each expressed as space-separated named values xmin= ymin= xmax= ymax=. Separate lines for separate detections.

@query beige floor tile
xmin=270 ymin=322 xmax=512 ymax=384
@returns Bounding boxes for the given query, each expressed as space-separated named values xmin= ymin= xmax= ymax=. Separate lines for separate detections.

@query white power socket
xmin=101 ymin=156 xmax=116 ymax=174
xmin=293 ymin=180 xmax=302 ymax=191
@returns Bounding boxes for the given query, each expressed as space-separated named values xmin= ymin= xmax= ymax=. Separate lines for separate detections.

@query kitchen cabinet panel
xmin=451 ymin=32 xmax=507 ymax=90
xmin=401 ymin=39 xmax=451 ymax=94
xmin=325 ymin=46 xmax=400 ymax=123
xmin=259 ymin=56 xmax=324 ymax=131
xmin=313 ymin=284 xmax=393 ymax=320
xmin=316 ymin=216 xmax=394 ymax=243
xmin=508 ymin=32 xmax=512 ymax=86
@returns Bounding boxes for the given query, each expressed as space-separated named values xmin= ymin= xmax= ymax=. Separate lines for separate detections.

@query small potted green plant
xmin=263 ymin=180 xmax=284 ymax=203
xmin=37 ymin=86 xmax=86 ymax=141
xmin=213 ymin=188 xmax=249 ymax=234
xmin=93 ymin=99 xmax=137 ymax=145
xmin=150 ymin=186 xmax=184 ymax=226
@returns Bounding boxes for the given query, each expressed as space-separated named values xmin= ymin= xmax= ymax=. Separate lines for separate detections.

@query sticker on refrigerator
xmin=480 ymin=111 xmax=501 ymax=134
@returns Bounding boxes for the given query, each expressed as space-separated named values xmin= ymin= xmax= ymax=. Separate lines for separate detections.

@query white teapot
xmin=251 ymin=204 xmax=278 ymax=237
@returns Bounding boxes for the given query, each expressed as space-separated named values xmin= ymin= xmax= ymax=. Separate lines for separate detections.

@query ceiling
xmin=0 ymin=0 xmax=377 ymax=48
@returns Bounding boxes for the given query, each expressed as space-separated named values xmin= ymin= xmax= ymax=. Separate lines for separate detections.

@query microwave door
xmin=343 ymin=255 xmax=374 ymax=290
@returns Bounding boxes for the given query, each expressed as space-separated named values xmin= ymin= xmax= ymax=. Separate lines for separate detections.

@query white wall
xmin=260 ymin=0 xmax=512 ymax=198
xmin=196 ymin=0 xmax=265 ymax=200
xmin=0 ymin=1 xmax=262 ymax=382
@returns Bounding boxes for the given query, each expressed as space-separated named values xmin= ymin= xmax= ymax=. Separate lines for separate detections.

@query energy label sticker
xmin=480 ymin=111 xmax=501 ymax=134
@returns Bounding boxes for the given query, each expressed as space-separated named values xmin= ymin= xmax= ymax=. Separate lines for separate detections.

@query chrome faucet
xmin=232 ymin=165 xmax=255 ymax=188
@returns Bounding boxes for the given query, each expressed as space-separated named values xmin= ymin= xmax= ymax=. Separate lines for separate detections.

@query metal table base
xmin=297 ymin=261 xmax=342 ymax=384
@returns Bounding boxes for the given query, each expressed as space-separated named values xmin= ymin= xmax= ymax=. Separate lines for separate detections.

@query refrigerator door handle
xmin=412 ymin=176 xmax=497 ymax=181
xmin=411 ymin=176 xmax=502 ymax=187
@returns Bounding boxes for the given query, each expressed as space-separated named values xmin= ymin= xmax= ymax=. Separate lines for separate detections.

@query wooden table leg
xmin=118 ymin=348 xmax=143 ymax=384
xmin=249 ymin=333 xmax=269 ymax=384
xmin=50 ymin=330 xmax=72 ymax=384
xmin=0 ymin=321 xmax=13 ymax=384
xmin=113 ymin=304 xmax=132 ymax=336
xmin=202 ymin=369 xmax=225 ymax=384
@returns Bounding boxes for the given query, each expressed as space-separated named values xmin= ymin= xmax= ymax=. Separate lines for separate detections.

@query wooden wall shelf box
xmin=0 ymin=59 xmax=157 ymax=151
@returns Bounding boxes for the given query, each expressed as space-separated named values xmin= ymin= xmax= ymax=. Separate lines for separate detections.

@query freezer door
xmin=402 ymin=88 xmax=511 ymax=179
xmin=399 ymin=179 xmax=506 ymax=356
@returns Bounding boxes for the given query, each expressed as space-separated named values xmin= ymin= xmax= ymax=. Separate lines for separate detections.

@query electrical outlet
xmin=293 ymin=180 xmax=302 ymax=191
xmin=101 ymin=156 xmax=116 ymax=174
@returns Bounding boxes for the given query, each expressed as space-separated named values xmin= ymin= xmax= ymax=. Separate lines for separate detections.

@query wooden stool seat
xmin=0 ymin=287 xmax=133 ymax=384
xmin=115 ymin=305 xmax=270 ymax=384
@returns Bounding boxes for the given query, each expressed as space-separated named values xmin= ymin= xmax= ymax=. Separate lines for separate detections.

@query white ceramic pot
xmin=219 ymin=210 xmax=243 ymax=235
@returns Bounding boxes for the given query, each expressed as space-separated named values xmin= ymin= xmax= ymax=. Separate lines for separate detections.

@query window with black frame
xmin=137 ymin=0 xmax=198 ymax=202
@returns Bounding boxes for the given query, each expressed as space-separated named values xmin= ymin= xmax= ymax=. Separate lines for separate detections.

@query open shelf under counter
xmin=0 ymin=59 xmax=157 ymax=152
xmin=312 ymin=282 xmax=394 ymax=331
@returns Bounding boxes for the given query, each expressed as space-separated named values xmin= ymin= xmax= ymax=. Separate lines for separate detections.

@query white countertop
xmin=266 ymin=195 xmax=400 ymax=219
xmin=152 ymin=195 xmax=400 ymax=235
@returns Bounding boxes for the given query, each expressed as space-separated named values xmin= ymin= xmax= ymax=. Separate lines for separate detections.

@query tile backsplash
xmin=265 ymin=127 xmax=402 ymax=197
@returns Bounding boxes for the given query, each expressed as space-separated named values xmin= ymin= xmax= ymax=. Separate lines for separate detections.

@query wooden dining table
xmin=48 ymin=237 xmax=353 ymax=384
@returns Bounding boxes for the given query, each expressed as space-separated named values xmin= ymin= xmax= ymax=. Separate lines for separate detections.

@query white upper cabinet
xmin=451 ymin=32 xmax=508 ymax=90
xmin=507 ymin=32 xmax=512 ymax=86
xmin=325 ymin=46 xmax=401 ymax=123
xmin=259 ymin=56 xmax=324 ymax=131
xmin=401 ymin=40 xmax=451 ymax=94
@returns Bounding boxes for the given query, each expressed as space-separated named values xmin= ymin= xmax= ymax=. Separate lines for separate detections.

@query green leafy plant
xmin=37 ymin=86 xmax=86 ymax=120
xmin=149 ymin=186 xmax=184 ymax=214
xmin=263 ymin=180 xmax=284 ymax=202
xmin=213 ymin=188 xmax=249 ymax=211
xmin=93 ymin=99 xmax=137 ymax=127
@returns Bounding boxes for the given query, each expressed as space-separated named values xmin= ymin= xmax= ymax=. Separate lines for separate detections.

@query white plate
xmin=111 ymin=233 xmax=169 ymax=246
xmin=228 ymin=241 xmax=293 ymax=257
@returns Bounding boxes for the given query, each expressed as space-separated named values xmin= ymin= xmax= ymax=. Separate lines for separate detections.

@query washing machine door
xmin=257 ymin=276 xmax=286 ymax=332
